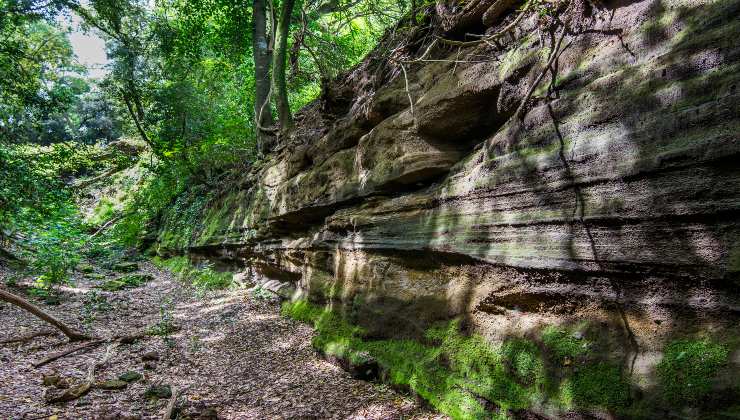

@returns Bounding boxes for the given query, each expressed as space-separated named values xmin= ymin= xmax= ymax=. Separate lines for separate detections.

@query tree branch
xmin=0 ymin=287 xmax=89 ymax=342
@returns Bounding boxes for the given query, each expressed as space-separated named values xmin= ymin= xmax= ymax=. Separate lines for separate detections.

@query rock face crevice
xmin=157 ymin=0 xmax=740 ymax=415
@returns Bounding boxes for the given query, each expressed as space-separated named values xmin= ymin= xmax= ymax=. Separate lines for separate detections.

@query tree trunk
xmin=253 ymin=0 xmax=275 ymax=154
xmin=121 ymin=90 xmax=159 ymax=157
xmin=0 ymin=287 xmax=89 ymax=341
xmin=272 ymin=0 xmax=296 ymax=132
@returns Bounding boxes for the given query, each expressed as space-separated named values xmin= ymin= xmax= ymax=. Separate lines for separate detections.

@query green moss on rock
xmin=657 ymin=338 xmax=729 ymax=405
xmin=98 ymin=274 xmax=152 ymax=291
xmin=571 ymin=363 xmax=631 ymax=409
xmin=541 ymin=325 xmax=590 ymax=359
xmin=282 ymin=300 xmax=640 ymax=419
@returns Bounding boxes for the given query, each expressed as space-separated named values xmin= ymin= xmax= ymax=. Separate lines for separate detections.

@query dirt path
xmin=0 ymin=262 xmax=440 ymax=419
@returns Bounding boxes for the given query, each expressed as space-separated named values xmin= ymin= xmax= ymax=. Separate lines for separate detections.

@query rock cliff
xmin=156 ymin=0 xmax=740 ymax=417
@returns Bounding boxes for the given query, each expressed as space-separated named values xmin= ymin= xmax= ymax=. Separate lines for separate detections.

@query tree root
xmin=45 ymin=344 xmax=117 ymax=404
xmin=513 ymin=26 xmax=567 ymax=121
xmin=436 ymin=0 xmax=533 ymax=47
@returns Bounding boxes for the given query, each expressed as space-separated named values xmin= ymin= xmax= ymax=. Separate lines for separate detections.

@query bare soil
xmin=0 ymin=262 xmax=442 ymax=419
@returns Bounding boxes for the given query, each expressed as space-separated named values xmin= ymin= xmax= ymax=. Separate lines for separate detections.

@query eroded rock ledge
xmin=156 ymin=0 xmax=740 ymax=417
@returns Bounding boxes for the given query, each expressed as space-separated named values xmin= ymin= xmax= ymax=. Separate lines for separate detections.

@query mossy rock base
xmin=96 ymin=379 xmax=128 ymax=390
xmin=118 ymin=371 xmax=143 ymax=383
xmin=323 ymin=351 xmax=380 ymax=381
xmin=144 ymin=384 xmax=172 ymax=400
xmin=112 ymin=262 xmax=139 ymax=273
xmin=282 ymin=300 xmax=737 ymax=419
xmin=98 ymin=274 xmax=153 ymax=291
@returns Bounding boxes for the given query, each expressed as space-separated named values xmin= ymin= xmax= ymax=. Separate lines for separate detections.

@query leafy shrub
xmin=250 ymin=286 xmax=277 ymax=301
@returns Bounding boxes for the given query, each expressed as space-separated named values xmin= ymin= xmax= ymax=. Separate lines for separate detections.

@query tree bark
xmin=253 ymin=0 xmax=275 ymax=154
xmin=272 ymin=0 xmax=296 ymax=132
xmin=0 ymin=287 xmax=89 ymax=341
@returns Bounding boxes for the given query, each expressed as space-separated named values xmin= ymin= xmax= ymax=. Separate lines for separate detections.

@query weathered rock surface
xmin=157 ymin=0 xmax=740 ymax=416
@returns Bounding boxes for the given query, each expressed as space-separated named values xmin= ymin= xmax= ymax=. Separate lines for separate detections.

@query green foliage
xmin=26 ymin=285 xmax=61 ymax=305
xmin=0 ymin=141 xmax=131 ymax=292
xmin=153 ymin=256 xmax=233 ymax=290
xmin=657 ymin=339 xmax=729 ymax=405
xmin=23 ymin=211 xmax=84 ymax=290
xmin=111 ymin=161 xmax=190 ymax=247
xmin=90 ymin=198 xmax=116 ymax=227
xmin=147 ymin=298 xmax=177 ymax=338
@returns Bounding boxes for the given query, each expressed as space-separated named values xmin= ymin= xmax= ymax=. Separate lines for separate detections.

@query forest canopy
xmin=0 ymin=0 xmax=411 ymax=290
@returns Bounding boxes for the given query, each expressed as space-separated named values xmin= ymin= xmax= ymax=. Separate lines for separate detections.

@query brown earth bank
xmin=151 ymin=0 xmax=740 ymax=417
xmin=0 ymin=263 xmax=440 ymax=419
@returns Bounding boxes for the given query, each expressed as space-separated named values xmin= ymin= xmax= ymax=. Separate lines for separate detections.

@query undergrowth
xmin=153 ymin=256 xmax=233 ymax=290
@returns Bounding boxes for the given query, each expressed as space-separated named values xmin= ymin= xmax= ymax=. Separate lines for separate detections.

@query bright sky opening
xmin=59 ymin=13 xmax=109 ymax=79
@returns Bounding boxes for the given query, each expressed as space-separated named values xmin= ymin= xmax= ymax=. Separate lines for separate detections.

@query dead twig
xmin=45 ymin=343 xmax=117 ymax=404
xmin=33 ymin=339 xmax=106 ymax=368
xmin=33 ymin=329 xmax=151 ymax=368
xmin=90 ymin=213 xmax=128 ymax=238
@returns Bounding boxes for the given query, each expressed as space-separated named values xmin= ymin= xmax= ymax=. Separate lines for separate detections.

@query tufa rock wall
xmin=157 ymin=0 xmax=740 ymax=416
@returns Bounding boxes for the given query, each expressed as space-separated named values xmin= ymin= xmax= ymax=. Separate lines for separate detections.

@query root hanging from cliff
xmin=542 ymin=35 xmax=642 ymax=378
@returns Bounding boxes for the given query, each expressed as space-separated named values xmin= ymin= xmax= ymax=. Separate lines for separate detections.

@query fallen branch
xmin=33 ymin=329 xmax=150 ymax=368
xmin=71 ymin=166 xmax=125 ymax=190
xmin=90 ymin=213 xmax=128 ymax=238
xmin=33 ymin=339 xmax=105 ymax=368
xmin=0 ymin=287 xmax=90 ymax=342
xmin=0 ymin=330 xmax=57 ymax=345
